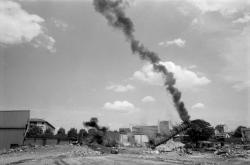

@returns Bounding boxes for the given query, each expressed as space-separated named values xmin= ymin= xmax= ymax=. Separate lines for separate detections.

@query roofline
xmin=45 ymin=121 xmax=55 ymax=129
xmin=30 ymin=119 xmax=55 ymax=129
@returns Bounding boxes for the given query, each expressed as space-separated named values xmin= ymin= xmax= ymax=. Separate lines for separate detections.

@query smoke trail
xmin=84 ymin=117 xmax=108 ymax=144
xmin=84 ymin=117 xmax=107 ymax=132
xmin=93 ymin=0 xmax=190 ymax=122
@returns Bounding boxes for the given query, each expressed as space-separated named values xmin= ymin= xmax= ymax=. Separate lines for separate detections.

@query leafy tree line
xmin=26 ymin=117 xmax=247 ymax=147
xmin=25 ymin=125 xmax=88 ymax=140
xmin=25 ymin=117 xmax=119 ymax=147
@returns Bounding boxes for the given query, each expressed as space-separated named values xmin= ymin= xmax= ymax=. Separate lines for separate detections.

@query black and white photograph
xmin=0 ymin=0 xmax=249 ymax=164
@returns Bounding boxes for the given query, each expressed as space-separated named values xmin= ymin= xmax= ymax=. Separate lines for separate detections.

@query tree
xmin=26 ymin=125 xmax=43 ymax=137
xmin=57 ymin=127 xmax=66 ymax=137
xmin=233 ymin=126 xmax=246 ymax=138
xmin=67 ymin=128 xmax=78 ymax=140
xmin=78 ymin=129 xmax=88 ymax=144
xmin=44 ymin=128 xmax=54 ymax=137
xmin=185 ymin=119 xmax=214 ymax=146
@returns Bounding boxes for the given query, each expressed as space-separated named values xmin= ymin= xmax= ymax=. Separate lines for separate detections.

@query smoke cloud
xmin=93 ymin=0 xmax=190 ymax=122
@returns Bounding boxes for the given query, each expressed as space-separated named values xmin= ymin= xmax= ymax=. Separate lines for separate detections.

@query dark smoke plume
xmin=84 ymin=117 xmax=108 ymax=132
xmin=84 ymin=117 xmax=108 ymax=144
xmin=93 ymin=0 xmax=190 ymax=122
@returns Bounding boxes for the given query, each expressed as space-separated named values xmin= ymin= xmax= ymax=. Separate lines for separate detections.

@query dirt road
xmin=1 ymin=145 xmax=250 ymax=165
xmin=9 ymin=155 xmax=178 ymax=165
xmin=4 ymin=154 xmax=250 ymax=165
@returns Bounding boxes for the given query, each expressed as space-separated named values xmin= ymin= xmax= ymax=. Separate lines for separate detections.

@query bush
xmin=57 ymin=127 xmax=66 ymax=137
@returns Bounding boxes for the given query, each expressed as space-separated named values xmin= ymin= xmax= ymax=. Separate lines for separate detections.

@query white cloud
xmin=103 ymin=101 xmax=136 ymax=112
xmin=158 ymin=38 xmax=186 ymax=48
xmin=233 ymin=13 xmax=250 ymax=24
xmin=132 ymin=62 xmax=211 ymax=89
xmin=186 ymin=0 xmax=248 ymax=16
xmin=133 ymin=64 xmax=162 ymax=85
xmin=106 ymin=84 xmax=135 ymax=92
xmin=191 ymin=102 xmax=205 ymax=109
xmin=232 ymin=81 xmax=250 ymax=91
xmin=0 ymin=0 xmax=55 ymax=52
xmin=141 ymin=96 xmax=156 ymax=103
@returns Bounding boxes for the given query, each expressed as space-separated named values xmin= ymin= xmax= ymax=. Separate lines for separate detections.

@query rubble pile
xmin=1 ymin=144 xmax=52 ymax=154
xmin=214 ymin=146 xmax=249 ymax=159
xmin=156 ymin=140 xmax=185 ymax=152
xmin=68 ymin=146 xmax=102 ymax=157
xmin=0 ymin=144 xmax=103 ymax=158
xmin=142 ymin=149 xmax=160 ymax=155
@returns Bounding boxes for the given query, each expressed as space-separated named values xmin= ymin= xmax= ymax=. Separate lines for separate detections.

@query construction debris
xmin=1 ymin=144 xmax=103 ymax=157
xmin=214 ymin=146 xmax=249 ymax=159
xmin=156 ymin=140 xmax=185 ymax=152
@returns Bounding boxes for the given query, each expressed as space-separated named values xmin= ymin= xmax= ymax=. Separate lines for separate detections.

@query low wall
xmin=24 ymin=138 xmax=70 ymax=146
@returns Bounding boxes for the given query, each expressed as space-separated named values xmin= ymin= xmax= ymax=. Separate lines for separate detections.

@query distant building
xmin=0 ymin=110 xmax=30 ymax=150
xmin=119 ymin=128 xmax=131 ymax=134
xmin=29 ymin=118 xmax=55 ymax=133
xmin=119 ymin=128 xmax=131 ymax=146
xmin=119 ymin=132 xmax=135 ymax=146
xmin=133 ymin=134 xmax=149 ymax=147
xmin=132 ymin=125 xmax=158 ymax=138
xmin=158 ymin=121 xmax=171 ymax=135
xmin=120 ymin=134 xmax=130 ymax=146
xmin=215 ymin=124 xmax=228 ymax=134
xmin=119 ymin=122 xmax=173 ymax=147
xmin=215 ymin=124 xmax=230 ymax=139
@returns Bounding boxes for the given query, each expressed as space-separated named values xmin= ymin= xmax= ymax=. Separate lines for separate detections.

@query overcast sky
xmin=0 ymin=0 xmax=249 ymax=131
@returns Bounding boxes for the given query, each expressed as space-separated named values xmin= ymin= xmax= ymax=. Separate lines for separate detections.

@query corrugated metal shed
xmin=0 ymin=110 xmax=30 ymax=150
xmin=0 ymin=110 xmax=29 ymax=128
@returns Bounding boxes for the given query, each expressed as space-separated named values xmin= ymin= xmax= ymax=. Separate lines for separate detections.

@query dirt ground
xmin=0 ymin=145 xmax=250 ymax=165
